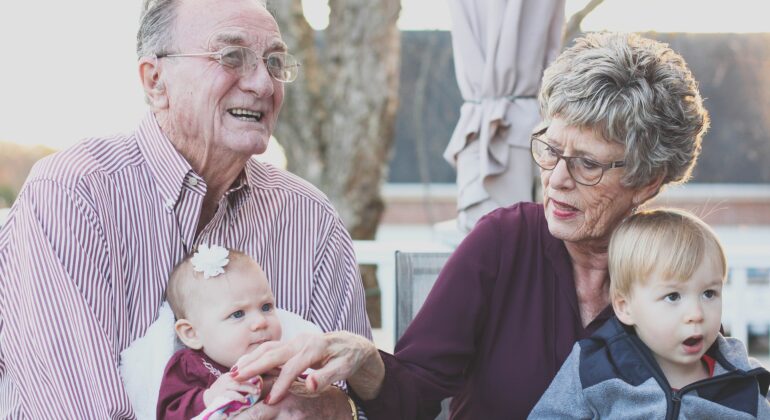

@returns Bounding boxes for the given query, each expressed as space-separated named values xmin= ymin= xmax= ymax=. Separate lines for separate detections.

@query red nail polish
xmin=230 ymin=365 xmax=238 ymax=372
xmin=264 ymin=394 xmax=271 ymax=404
xmin=308 ymin=377 xmax=317 ymax=392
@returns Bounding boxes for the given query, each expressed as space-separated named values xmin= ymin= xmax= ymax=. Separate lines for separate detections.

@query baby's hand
xmin=203 ymin=374 xmax=262 ymax=408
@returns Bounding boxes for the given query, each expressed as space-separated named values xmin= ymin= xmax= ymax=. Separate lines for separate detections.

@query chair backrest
xmin=395 ymin=251 xmax=452 ymax=341
xmin=395 ymin=251 xmax=453 ymax=420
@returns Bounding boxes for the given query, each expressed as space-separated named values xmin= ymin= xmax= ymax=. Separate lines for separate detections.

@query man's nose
xmin=239 ymin=60 xmax=275 ymax=97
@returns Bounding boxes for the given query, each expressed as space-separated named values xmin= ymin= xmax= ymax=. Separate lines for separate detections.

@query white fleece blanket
xmin=119 ymin=303 xmax=321 ymax=420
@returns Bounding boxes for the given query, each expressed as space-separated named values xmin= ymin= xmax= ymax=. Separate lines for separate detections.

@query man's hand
xmin=230 ymin=382 xmax=351 ymax=420
xmin=203 ymin=374 xmax=262 ymax=407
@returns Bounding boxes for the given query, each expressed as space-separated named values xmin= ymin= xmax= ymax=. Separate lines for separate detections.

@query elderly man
xmin=0 ymin=0 xmax=370 ymax=417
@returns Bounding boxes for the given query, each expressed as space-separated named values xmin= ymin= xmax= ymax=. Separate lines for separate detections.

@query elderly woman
xmin=233 ymin=32 xmax=710 ymax=419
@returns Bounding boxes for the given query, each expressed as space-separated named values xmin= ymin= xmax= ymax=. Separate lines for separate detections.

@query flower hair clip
xmin=191 ymin=244 xmax=230 ymax=278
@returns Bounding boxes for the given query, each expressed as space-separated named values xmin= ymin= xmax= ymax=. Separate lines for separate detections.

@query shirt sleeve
xmin=310 ymin=217 xmax=372 ymax=340
xmin=157 ymin=351 xmax=208 ymax=420
xmin=528 ymin=343 xmax=595 ymax=419
xmin=0 ymin=179 xmax=132 ymax=418
xmin=355 ymin=212 xmax=503 ymax=419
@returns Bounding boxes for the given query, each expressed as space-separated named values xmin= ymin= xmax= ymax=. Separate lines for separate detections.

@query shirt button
xmin=187 ymin=177 xmax=198 ymax=187
xmin=164 ymin=198 xmax=175 ymax=209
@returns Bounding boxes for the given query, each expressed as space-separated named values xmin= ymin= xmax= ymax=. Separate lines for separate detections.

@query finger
xmin=260 ymin=374 xmax=276 ymax=395
xmin=230 ymin=383 xmax=262 ymax=396
xmin=305 ymin=356 xmax=351 ymax=393
xmin=236 ymin=333 xmax=324 ymax=383
xmin=223 ymin=390 xmax=248 ymax=404
xmin=265 ymin=342 xmax=329 ymax=403
xmin=264 ymin=358 xmax=306 ymax=404
xmin=233 ymin=341 xmax=295 ymax=380
xmin=236 ymin=340 xmax=283 ymax=367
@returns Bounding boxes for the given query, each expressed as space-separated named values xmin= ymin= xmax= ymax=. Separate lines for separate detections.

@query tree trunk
xmin=271 ymin=0 xmax=402 ymax=241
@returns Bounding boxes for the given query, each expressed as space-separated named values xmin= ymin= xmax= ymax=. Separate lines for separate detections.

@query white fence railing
xmin=721 ymin=252 xmax=770 ymax=351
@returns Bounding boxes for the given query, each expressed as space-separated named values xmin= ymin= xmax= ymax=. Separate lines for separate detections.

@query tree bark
xmin=271 ymin=0 xmax=402 ymax=241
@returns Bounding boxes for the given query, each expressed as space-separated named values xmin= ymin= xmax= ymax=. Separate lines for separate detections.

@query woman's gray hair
xmin=539 ymin=32 xmax=710 ymax=188
xmin=136 ymin=0 xmax=179 ymax=58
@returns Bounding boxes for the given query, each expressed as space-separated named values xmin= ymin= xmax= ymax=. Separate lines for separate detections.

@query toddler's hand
xmin=203 ymin=374 xmax=262 ymax=408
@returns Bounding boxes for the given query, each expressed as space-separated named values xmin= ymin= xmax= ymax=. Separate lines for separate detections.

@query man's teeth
xmin=229 ymin=108 xmax=263 ymax=121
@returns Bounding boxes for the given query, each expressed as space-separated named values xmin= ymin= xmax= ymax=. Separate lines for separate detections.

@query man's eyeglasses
xmin=530 ymin=128 xmax=625 ymax=186
xmin=157 ymin=46 xmax=300 ymax=83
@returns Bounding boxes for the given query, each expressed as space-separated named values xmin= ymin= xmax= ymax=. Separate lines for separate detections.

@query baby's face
xmin=187 ymin=260 xmax=282 ymax=368
xmin=615 ymin=250 xmax=723 ymax=382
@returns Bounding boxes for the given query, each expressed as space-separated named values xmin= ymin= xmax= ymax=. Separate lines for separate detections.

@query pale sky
xmin=1 ymin=0 xmax=769 ymax=150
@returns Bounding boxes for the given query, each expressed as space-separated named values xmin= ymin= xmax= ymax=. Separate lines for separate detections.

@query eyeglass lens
xmin=531 ymin=138 xmax=604 ymax=185
xmin=220 ymin=46 xmax=299 ymax=82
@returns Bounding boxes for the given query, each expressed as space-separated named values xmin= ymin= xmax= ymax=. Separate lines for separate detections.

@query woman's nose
xmin=549 ymin=158 xmax=575 ymax=189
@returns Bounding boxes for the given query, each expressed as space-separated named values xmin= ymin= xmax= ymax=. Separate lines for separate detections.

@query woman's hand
xmin=232 ymin=331 xmax=385 ymax=404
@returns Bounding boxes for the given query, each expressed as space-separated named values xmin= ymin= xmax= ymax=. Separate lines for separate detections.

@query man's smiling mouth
xmin=228 ymin=108 xmax=263 ymax=122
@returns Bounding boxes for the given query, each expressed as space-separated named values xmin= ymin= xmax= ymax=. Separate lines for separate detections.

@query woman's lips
xmin=682 ymin=335 xmax=704 ymax=355
xmin=550 ymin=199 xmax=579 ymax=218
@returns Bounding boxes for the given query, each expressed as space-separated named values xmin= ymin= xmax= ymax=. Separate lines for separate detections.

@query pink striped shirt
xmin=0 ymin=113 xmax=371 ymax=418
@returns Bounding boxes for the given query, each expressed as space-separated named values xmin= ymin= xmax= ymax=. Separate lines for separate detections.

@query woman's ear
xmin=612 ymin=294 xmax=635 ymax=326
xmin=174 ymin=318 xmax=202 ymax=349
xmin=139 ymin=57 xmax=168 ymax=109
xmin=632 ymin=174 xmax=665 ymax=208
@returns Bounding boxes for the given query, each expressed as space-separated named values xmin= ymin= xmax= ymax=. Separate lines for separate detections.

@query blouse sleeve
xmin=357 ymin=211 xmax=505 ymax=419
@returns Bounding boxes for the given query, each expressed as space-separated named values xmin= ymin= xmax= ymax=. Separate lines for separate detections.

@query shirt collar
xmin=135 ymin=112 xmax=193 ymax=208
xmin=224 ymin=161 xmax=257 ymax=217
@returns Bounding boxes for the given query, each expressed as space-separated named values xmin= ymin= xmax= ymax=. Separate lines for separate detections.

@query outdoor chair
xmin=395 ymin=251 xmax=452 ymax=420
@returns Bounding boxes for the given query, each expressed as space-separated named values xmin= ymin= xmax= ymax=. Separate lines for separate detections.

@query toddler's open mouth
xmin=682 ymin=335 xmax=704 ymax=354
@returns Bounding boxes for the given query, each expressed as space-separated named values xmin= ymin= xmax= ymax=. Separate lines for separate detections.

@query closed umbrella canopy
xmin=444 ymin=0 xmax=565 ymax=230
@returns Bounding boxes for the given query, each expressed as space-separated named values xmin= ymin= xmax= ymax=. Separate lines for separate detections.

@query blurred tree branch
xmin=562 ymin=0 xmax=605 ymax=48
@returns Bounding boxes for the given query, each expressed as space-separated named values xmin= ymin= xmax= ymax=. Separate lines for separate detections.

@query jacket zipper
xmin=624 ymin=335 xmax=768 ymax=419
xmin=668 ymin=368 xmax=769 ymax=419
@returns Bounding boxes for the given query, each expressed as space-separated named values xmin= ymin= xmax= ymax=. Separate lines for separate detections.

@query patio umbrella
xmin=444 ymin=0 xmax=565 ymax=231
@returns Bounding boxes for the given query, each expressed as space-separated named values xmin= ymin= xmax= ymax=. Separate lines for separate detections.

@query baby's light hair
xmin=609 ymin=208 xmax=727 ymax=300
xmin=166 ymin=247 xmax=251 ymax=319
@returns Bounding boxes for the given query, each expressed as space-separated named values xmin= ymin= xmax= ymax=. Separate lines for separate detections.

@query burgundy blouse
xmin=358 ymin=203 xmax=613 ymax=419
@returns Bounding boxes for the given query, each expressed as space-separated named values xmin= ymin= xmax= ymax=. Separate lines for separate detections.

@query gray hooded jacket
xmin=529 ymin=317 xmax=770 ymax=419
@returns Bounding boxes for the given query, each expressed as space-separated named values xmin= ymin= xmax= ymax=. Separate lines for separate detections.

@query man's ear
xmin=612 ymin=294 xmax=635 ymax=326
xmin=139 ymin=57 xmax=168 ymax=109
xmin=175 ymin=318 xmax=202 ymax=349
xmin=632 ymin=174 xmax=665 ymax=208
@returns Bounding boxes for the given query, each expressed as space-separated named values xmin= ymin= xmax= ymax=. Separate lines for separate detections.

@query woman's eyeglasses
xmin=530 ymin=129 xmax=625 ymax=186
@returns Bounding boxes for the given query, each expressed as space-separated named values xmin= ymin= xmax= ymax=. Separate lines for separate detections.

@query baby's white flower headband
xmin=191 ymin=244 xmax=230 ymax=279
